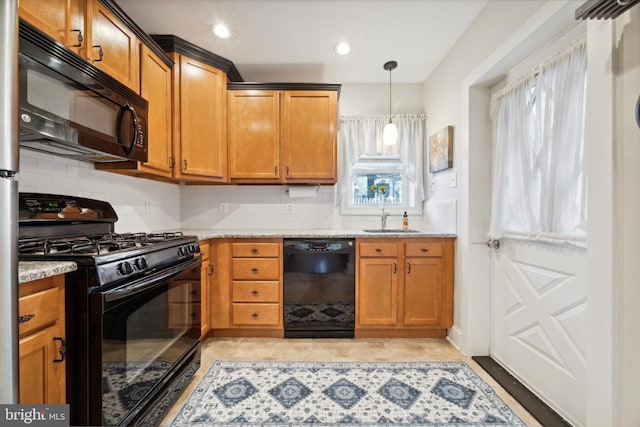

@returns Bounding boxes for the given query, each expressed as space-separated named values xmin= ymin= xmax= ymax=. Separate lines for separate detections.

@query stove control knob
xmin=177 ymin=247 xmax=185 ymax=257
xmin=117 ymin=262 xmax=133 ymax=276
xmin=187 ymin=244 xmax=197 ymax=254
xmin=134 ymin=257 xmax=148 ymax=270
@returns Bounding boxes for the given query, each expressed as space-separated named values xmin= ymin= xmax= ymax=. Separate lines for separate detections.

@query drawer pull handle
xmin=251 ymin=313 xmax=259 ymax=318
xmin=375 ymin=248 xmax=383 ymax=253
xmin=407 ymin=262 xmax=412 ymax=274
xmin=53 ymin=337 xmax=66 ymax=363
xmin=71 ymin=29 xmax=83 ymax=47
xmin=421 ymin=248 xmax=430 ymax=253
xmin=251 ymin=248 xmax=259 ymax=254
xmin=251 ymin=268 xmax=259 ymax=273
xmin=19 ymin=314 xmax=35 ymax=324
xmin=393 ymin=262 xmax=397 ymax=274
xmin=251 ymin=290 xmax=259 ymax=295
xmin=92 ymin=45 xmax=104 ymax=62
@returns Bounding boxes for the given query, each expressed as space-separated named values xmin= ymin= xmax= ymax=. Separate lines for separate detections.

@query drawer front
xmin=232 ymin=258 xmax=280 ymax=280
xmin=233 ymin=242 xmax=279 ymax=258
xmin=405 ymin=242 xmax=444 ymax=257
xmin=18 ymin=287 xmax=59 ymax=336
xmin=233 ymin=281 xmax=280 ymax=302
xmin=359 ymin=242 xmax=398 ymax=257
xmin=232 ymin=303 xmax=281 ymax=326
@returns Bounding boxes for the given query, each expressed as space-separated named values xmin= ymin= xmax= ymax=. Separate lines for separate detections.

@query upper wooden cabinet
xmin=227 ymin=85 xmax=339 ymax=184
xmin=174 ymin=53 xmax=228 ymax=182
xmin=138 ymin=45 xmax=173 ymax=176
xmin=151 ymin=35 xmax=242 ymax=183
xmin=20 ymin=0 xmax=141 ymax=92
xmin=86 ymin=0 xmax=140 ymax=92
xmin=228 ymin=90 xmax=281 ymax=181
xmin=19 ymin=0 xmax=86 ymax=57
xmin=281 ymin=90 xmax=338 ymax=183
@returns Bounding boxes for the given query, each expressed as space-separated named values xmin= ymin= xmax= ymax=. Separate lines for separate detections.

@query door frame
xmin=451 ymin=1 xmax=630 ymax=426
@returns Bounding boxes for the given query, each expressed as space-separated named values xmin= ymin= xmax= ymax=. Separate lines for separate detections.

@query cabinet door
xmin=280 ymin=91 xmax=337 ymax=183
xmin=404 ymin=258 xmax=445 ymax=326
xmin=228 ymin=90 xmax=280 ymax=181
xmin=19 ymin=0 xmax=85 ymax=56
xmin=177 ymin=55 xmax=227 ymax=181
xmin=19 ymin=325 xmax=65 ymax=404
xmin=19 ymin=276 xmax=66 ymax=405
xmin=357 ymin=258 xmax=398 ymax=326
xmin=139 ymin=45 xmax=172 ymax=176
xmin=87 ymin=0 xmax=140 ymax=92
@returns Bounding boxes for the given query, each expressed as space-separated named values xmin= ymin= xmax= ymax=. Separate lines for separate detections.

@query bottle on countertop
xmin=402 ymin=211 xmax=409 ymax=230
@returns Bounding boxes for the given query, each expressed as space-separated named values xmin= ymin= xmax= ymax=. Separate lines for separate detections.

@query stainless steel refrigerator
xmin=0 ymin=0 xmax=20 ymax=403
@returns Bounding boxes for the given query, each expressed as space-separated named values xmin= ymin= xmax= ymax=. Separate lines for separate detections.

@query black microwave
xmin=17 ymin=20 xmax=148 ymax=163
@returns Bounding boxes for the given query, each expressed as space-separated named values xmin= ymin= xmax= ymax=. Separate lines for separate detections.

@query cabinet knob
xmin=92 ymin=45 xmax=103 ymax=62
xmin=421 ymin=248 xmax=430 ymax=253
xmin=71 ymin=29 xmax=83 ymax=47
xmin=251 ymin=248 xmax=259 ymax=254
xmin=251 ymin=268 xmax=259 ymax=273
xmin=251 ymin=313 xmax=259 ymax=318
xmin=251 ymin=290 xmax=259 ymax=295
xmin=375 ymin=248 xmax=383 ymax=253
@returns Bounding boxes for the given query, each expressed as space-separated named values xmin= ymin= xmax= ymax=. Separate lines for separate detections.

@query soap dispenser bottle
xmin=402 ymin=211 xmax=409 ymax=230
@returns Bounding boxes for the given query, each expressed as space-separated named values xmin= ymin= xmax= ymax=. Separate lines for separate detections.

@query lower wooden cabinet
xmin=208 ymin=239 xmax=284 ymax=337
xmin=356 ymin=238 xmax=454 ymax=337
xmin=19 ymin=275 xmax=66 ymax=404
xmin=200 ymin=241 xmax=212 ymax=338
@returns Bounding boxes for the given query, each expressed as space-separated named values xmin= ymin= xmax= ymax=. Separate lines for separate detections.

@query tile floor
xmin=158 ymin=337 xmax=541 ymax=426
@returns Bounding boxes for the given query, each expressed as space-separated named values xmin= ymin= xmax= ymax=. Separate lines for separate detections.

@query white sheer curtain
xmin=337 ymin=114 xmax=426 ymax=206
xmin=490 ymin=40 xmax=587 ymax=245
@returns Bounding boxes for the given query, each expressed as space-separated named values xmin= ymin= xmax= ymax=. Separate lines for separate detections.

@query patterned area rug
xmin=170 ymin=360 xmax=527 ymax=426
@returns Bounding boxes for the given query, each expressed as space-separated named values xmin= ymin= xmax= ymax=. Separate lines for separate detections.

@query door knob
xmin=486 ymin=238 xmax=500 ymax=249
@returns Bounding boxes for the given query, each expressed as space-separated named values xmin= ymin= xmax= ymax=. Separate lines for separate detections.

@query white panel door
xmin=490 ymin=239 xmax=587 ymax=426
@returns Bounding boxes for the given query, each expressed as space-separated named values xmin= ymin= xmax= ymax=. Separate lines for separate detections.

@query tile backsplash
xmin=18 ymin=150 xmax=456 ymax=234
xmin=18 ymin=149 xmax=181 ymax=233
xmin=180 ymin=185 xmax=456 ymax=233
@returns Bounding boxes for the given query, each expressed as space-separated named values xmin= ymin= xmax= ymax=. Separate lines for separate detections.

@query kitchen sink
xmin=362 ymin=229 xmax=420 ymax=233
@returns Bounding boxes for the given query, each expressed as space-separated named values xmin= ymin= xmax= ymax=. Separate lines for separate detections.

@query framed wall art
xmin=428 ymin=125 xmax=454 ymax=173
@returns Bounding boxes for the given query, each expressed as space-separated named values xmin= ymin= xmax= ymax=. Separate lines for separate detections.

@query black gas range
xmin=18 ymin=193 xmax=202 ymax=426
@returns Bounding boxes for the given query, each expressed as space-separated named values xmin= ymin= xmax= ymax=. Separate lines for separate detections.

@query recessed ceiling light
xmin=211 ymin=23 xmax=230 ymax=39
xmin=335 ymin=42 xmax=350 ymax=55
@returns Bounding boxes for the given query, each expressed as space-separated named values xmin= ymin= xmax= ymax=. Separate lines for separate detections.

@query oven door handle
xmin=103 ymin=257 xmax=201 ymax=303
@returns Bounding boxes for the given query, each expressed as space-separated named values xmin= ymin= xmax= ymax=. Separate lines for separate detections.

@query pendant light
xmin=383 ymin=60 xmax=398 ymax=146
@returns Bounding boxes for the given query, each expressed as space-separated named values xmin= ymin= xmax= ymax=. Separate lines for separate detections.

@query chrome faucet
xmin=381 ymin=208 xmax=390 ymax=230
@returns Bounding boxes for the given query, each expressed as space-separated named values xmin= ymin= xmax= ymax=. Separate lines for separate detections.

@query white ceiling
xmin=115 ymin=0 xmax=488 ymax=84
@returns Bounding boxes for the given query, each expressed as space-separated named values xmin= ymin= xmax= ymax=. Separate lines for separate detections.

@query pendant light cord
xmin=388 ymin=67 xmax=392 ymax=124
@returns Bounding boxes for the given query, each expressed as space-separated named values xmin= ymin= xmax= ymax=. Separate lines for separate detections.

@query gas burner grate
xmin=146 ymin=231 xmax=185 ymax=242
xmin=20 ymin=237 xmax=101 ymax=255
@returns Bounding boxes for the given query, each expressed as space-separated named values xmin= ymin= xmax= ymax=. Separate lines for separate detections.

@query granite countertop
xmin=19 ymin=261 xmax=77 ymax=284
xmin=180 ymin=228 xmax=456 ymax=241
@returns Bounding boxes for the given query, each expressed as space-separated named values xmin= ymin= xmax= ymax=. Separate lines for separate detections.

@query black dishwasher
xmin=283 ymin=238 xmax=355 ymax=338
